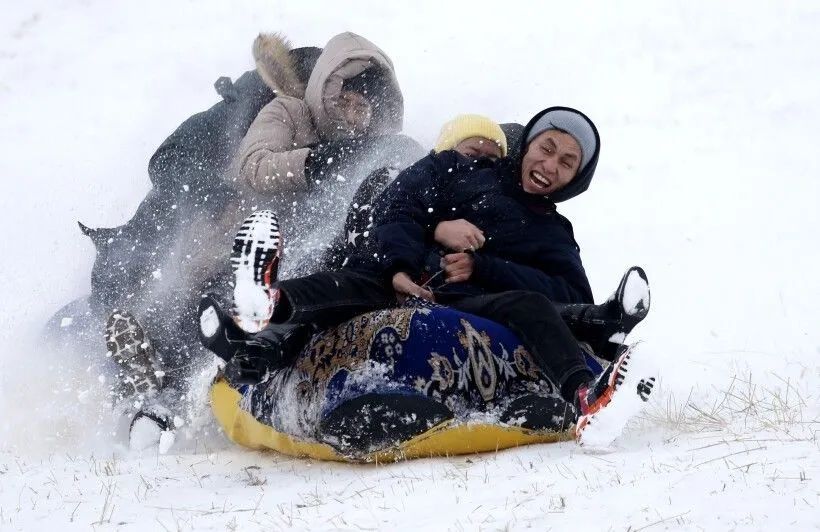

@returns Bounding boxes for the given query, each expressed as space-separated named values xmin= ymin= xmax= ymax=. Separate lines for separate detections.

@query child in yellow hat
xmin=434 ymin=114 xmax=508 ymax=159
xmin=268 ymin=114 xmax=509 ymax=288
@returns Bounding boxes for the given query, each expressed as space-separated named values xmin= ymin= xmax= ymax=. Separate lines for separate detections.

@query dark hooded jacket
xmin=76 ymin=41 xmax=323 ymax=372
xmin=348 ymin=107 xmax=600 ymax=304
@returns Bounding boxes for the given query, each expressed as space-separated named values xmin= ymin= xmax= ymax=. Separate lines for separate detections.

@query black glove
xmin=303 ymin=137 xmax=374 ymax=185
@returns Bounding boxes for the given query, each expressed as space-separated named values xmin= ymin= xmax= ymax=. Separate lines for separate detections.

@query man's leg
xmin=199 ymin=269 xmax=394 ymax=378
xmin=273 ymin=269 xmax=395 ymax=330
xmin=201 ymin=207 xmax=396 ymax=375
xmin=446 ymin=290 xmax=592 ymax=404
xmin=447 ymin=290 xmax=657 ymax=446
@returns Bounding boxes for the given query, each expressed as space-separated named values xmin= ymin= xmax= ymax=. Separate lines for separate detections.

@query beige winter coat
xmin=229 ymin=32 xmax=404 ymax=197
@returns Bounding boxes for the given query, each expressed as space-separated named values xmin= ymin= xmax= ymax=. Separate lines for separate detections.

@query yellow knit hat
xmin=434 ymin=114 xmax=508 ymax=157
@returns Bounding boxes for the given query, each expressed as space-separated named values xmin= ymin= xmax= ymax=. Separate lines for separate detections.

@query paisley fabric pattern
xmin=236 ymin=301 xmax=604 ymax=455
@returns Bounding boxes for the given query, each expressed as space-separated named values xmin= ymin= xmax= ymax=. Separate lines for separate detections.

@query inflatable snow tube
xmin=210 ymin=303 xmax=604 ymax=462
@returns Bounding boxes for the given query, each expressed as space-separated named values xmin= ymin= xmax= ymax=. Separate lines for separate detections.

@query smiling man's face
xmin=520 ymin=130 xmax=582 ymax=195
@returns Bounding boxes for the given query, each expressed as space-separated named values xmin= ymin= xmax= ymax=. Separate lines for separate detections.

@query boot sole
xmin=231 ymin=210 xmax=282 ymax=288
xmin=105 ymin=311 xmax=164 ymax=401
xmin=608 ymin=266 xmax=651 ymax=343
xmin=231 ymin=210 xmax=282 ymax=325
xmin=616 ymin=266 xmax=650 ymax=318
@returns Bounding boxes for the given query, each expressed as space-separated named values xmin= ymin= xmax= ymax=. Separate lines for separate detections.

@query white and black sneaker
xmin=105 ymin=310 xmax=164 ymax=403
xmin=230 ymin=210 xmax=282 ymax=332
xmin=574 ymin=343 xmax=656 ymax=447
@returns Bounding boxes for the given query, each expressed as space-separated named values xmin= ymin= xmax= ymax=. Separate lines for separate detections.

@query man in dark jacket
xmin=200 ymin=106 xmax=656 ymax=443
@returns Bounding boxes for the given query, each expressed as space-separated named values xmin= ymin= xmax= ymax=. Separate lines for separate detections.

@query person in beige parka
xmin=231 ymin=31 xmax=413 ymax=200
xmin=228 ymin=32 xmax=423 ymax=278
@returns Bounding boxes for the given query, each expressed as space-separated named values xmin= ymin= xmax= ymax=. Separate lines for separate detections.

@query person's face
xmin=338 ymin=90 xmax=373 ymax=133
xmin=520 ymin=130 xmax=582 ymax=195
xmin=454 ymin=136 xmax=503 ymax=160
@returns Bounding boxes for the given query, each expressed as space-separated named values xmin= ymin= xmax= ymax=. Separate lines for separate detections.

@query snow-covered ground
xmin=1 ymin=1 xmax=818 ymax=530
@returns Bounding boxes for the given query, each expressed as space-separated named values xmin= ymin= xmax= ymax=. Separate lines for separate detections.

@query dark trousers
xmin=275 ymin=270 xmax=592 ymax=403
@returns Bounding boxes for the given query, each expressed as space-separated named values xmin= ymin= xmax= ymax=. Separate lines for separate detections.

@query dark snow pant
xmin=273 ymin=270 xmax=593 ymax=403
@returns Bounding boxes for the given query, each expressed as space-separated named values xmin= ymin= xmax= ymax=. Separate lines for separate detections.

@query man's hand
xmin=392 ymin=272 xmax=435 ymax=302
xmin=443 ymin=252 xmax=475 ymax=283
xmin=434 ymin=219 xmax=485 ymax=252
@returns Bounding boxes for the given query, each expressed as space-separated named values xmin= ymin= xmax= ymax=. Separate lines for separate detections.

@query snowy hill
xmin=0 ymin=1 xmax=818 ymax=530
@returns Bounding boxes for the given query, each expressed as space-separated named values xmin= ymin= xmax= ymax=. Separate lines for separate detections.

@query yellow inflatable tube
xmin=211 ymin=379 xmax=573 ymax=463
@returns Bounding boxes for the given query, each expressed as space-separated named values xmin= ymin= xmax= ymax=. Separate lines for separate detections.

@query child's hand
xmin=443 ymin=252 xmax=475 ymax=283
xmin=392 ymin=272 xmax=435 ymax=302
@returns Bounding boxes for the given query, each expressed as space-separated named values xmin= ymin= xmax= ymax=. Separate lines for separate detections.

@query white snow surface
xmin=1 ymin=1 xmax=819 ymax=530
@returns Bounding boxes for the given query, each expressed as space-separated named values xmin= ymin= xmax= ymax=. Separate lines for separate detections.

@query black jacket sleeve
xmin=471 ymin=251 xmax=594 ymax=304
xmin=369 ymin=152 xmax=458 ymax=279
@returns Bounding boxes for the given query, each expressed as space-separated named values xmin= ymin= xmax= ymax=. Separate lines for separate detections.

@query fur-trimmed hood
xmin=304 ymin=32 xmax=403 ymax=139
xmin=253 ymin=31 xmax=404 ymax=139
xmin=253 ymin=33 xmax=306 ymax=98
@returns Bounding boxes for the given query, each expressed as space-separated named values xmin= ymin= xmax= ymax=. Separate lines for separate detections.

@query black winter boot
xmin=558 ymin=266 xmax=650 ymax=361
xmin=197 ymin=294 xmax=250 ymax=362
xmin=198 ymin=294 xmax=313 ymax=384
xmin=223 ymin=323 xmax=314 ymax=385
